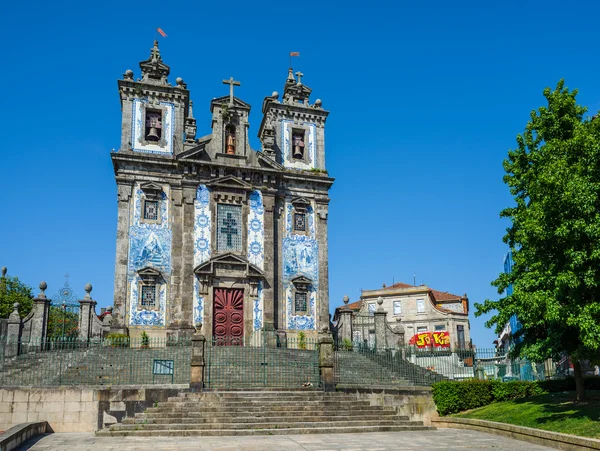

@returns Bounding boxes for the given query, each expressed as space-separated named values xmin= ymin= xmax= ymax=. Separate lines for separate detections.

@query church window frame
xmin=290 ymin=197 xmax=311 ymax=236
xmin=139 ymin=184 xmax=163 ymax=225
xmin=294 ymin=291 xmax=308 ymax=315
xmin=291 ymin=276 xmax=312 ymax=317
xmin=294 ymin=212 xmax=306 ymax=232
xmin=140 ymin=284 xmax=157 ymax=309
xmin=143 ymin=199 xmax=160 ymax=222
xmin=136 ymin=267 xmax=162 ymax=312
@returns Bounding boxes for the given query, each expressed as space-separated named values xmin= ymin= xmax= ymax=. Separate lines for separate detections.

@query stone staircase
xmin=97 ymin=390 xmax=434 ymax=436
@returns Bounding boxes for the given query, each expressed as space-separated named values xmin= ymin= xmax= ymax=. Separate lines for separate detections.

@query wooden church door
xmin=213 ymin=288 xmax=244 ymax=345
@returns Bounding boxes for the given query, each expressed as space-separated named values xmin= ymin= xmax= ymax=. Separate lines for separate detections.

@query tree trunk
xmin=572 ymin=357 xmax=586 ymax=402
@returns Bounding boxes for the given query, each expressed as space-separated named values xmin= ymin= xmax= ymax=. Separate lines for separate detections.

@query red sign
xmin=409 ymin=331 xmax=450 ymax=348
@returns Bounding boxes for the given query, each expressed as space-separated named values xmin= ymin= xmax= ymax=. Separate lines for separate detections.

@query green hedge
xmin=432 ymin=377 xmax=600 ymax=416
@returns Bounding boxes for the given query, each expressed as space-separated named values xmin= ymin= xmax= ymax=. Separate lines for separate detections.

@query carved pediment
xmin=208 ymin=175 xmax=253 ymax=192
xmin=137 ymin=266 xmax=162 ymax=282
xmin=194 ymin=253 xmax=265 ymax=279
xmin=210 ymin=96 xmax=251 ymax=111
xmin=257 ymin=152 xmax=283 ymax=170
xmin=139 ymin=182 xmax=163 ymax=200
xmin=177 ymin=141 xmax=210 ymax=161
xmin=291 ymin=196 xmax=311 ymax=212
xmin=291 ymin=275 xmax=313 ymax=291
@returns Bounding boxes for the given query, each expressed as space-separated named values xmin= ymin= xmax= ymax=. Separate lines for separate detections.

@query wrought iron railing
xmin=205 ymin=333 xmax=320 ymax=388
xmin=0 ymin=337 xmax=192 ymax=387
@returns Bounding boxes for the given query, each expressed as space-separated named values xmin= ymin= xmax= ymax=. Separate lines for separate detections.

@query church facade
xmin=110 ymin=42 xmax=333 ymax=340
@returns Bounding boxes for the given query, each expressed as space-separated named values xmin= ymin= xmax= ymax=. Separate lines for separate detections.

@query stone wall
xmin=0 ymin=388 xmax=97 ymax=433
xmin=336 ymin=385 xmax=438 ymax=426
xmin=0 ymin=386 xmax=187 ymax=433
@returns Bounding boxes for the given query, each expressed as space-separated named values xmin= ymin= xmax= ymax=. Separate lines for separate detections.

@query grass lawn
xmin=453 ymin=391 xmax=600 ymax=439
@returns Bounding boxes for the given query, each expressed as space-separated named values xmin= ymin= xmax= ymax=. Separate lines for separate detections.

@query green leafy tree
xmin=476 ymin=80 xmax=600 ymax=401
xmin=0 ymin=273 xmax=33 ymax=319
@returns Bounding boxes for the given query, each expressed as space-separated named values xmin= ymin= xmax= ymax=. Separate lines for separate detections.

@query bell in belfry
xmin=145 ymin=112 xmax=162 ymax=141
xmin=293 ymin=134 xmax=305 ymax=159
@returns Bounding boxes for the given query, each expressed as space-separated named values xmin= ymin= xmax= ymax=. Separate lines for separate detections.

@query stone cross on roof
xmin=295 ymin=71 xmax=304 ymax=85
xmin=222 ymin=77 xmax=241 ymax=106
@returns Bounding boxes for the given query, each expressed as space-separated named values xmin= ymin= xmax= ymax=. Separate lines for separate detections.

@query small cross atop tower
xmin=295 ymin=71 xmax=304 ymax=86
xmin=222 ymin=77 xmax=241 ymax=106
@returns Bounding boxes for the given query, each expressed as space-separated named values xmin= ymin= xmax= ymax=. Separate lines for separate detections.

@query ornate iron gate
xmin=205 ymin=332 xmax=320 ymax=388
xmin=48 ymin=275 xmax=80 ymax=340
xmin=352 ymin=313 xmax=376 ymax=349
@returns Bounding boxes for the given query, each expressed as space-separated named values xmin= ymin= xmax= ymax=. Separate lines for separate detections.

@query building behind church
xmin=110 ymin=41 xmax=333 ymax=341
xmin=339 ymin=282 xmax=471 ymax=349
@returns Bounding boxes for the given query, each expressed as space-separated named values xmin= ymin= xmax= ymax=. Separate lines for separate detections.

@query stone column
xmin=112 ymin=182 xmax=132 ymax=334
xmin=275 ymin=197 xmax=285 ymax=330
xmin=6 ymin=303 xmax=21 ymax=357
xmin=78 ymin=283 xmax=94 ymax=341
xmin=316 ymin=201 xmax=330 ymax=331
xmin=31 ymin=282 xmax=51 ymax=344
xmin=318 ymin=330 xmax=335 ymax=392
xmin=262 ymin=193 xmax=276 ymax=329
xmin=338 ymin=295 xmax=354 ymax=344
xmin=168 ymin=186 xmax=184 ymax=335
xmin=180 ymin=186 xmax=196 ymax=336
xmin=373 ymin=296 xmax=388 ymax=350
xmin=190 ymin=328 xmax=206 ymax=390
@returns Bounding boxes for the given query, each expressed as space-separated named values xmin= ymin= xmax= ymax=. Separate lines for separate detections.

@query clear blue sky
xmin=2 ymin=0 xmax=600 ymax=347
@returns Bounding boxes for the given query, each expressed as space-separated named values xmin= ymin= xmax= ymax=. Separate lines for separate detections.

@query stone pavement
xmin=21 ymin=430 xmax=556 ymax=450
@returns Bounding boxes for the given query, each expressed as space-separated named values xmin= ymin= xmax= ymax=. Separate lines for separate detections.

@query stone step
xmin=97 ymin=425 xmax=434 ymax=437
xmin=131 ymin=410 xmax=400 ymax=421
xmin=110 ymin=419 xmax=419 ymax=431
xmin=124 ymin=413 xmax=408 ymax=425
xmin=157 ymin=399 xmax=373 ymax=408
xmin=173 ymin=392 xmax=348 ymax=401
xmin=144 ymin=404 xmax=389 ymax=414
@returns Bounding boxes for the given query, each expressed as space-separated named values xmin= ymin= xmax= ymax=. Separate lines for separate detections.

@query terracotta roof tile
xmin=345 ymin=300 xmax=362 ymax=310
xmin=431 ymin=289 xmax=462 ymax=301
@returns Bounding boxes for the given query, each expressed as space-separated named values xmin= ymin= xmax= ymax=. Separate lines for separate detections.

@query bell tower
xmin=258 ymin=69 xmax=328 ymax=170
xmin=117 ymin=40 xmax=189 ymax=156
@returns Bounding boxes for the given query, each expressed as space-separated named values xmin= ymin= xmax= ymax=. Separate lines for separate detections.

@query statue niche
xmin=225 ymin=124 xmax=236 ymax=155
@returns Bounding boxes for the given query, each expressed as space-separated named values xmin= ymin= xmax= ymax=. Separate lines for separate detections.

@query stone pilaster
xmin=262 ymin=193 xmax=276 ymax=327
xmin=112 ymin=183 xmax=132 ymax=334
xmin=6 ymin=303 xmax=21 ymax=357
xmin=31 ymin=283 xmax=51 ymax=344
xmin=338 ymin=300 xmax=354 ymax=344
xmin=374 ymin=297 xmax=388 ymax=350
xmin=316 ymin=201 xmax=330 ymax=331
xmin=275 ymin=197 xmax=285 ymax=331
xmin=180 ymin=186 xmax=196 ymax=335
xmin=318 ymin=331 xmax=335 ymax=392
xmin=190 ymin=329 xmax=206 ymax=390
xmin=78 ymin=283 xmax=94 ymax=341
xmin=168 ymin=187 xmax=183 ymax=333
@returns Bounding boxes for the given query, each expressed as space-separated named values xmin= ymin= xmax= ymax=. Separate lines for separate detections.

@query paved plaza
xmin=21 ymin=430 xmax=556 ymax=450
